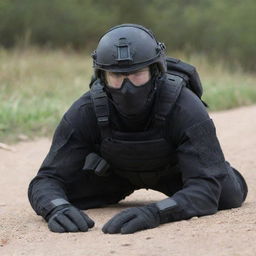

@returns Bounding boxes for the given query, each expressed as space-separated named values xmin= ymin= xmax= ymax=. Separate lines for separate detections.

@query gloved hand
xmin=102 ymin=205 xmax=160 ymax=234
xmin=47 ymin=205 xmax=95 ymax=233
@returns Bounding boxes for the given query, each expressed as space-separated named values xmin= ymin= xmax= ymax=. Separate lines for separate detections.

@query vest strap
xmin=154 ymin=75 xmax=184 ymax=127
xmin=90 ymin=80 xmax=111 ymax=138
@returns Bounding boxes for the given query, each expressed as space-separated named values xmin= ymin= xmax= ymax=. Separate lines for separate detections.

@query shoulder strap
xmin=154 ymin=75 xmax=184 ymax=126
xmin=90 ymin=80 xmax=111 ymax=138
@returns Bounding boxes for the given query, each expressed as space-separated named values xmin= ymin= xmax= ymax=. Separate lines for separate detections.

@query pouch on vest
xmin=100 ymin=131 xmax=178 ymax=187
xmin=83 ymin=152 xmax=110 ymax=176
xmin=100 ymin=137 xmax=173 ymax=172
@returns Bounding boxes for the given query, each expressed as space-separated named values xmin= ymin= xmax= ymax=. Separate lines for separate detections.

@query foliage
xmin=0 ymin=0 xmax=256 ymax=71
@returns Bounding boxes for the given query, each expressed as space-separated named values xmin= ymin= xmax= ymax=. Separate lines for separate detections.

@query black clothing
xmin=28 ymin=77 xmax=247 ymax=223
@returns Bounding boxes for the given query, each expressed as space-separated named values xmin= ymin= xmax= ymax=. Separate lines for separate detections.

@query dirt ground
xmin=1 ymin=105 xmax=256 ymax=256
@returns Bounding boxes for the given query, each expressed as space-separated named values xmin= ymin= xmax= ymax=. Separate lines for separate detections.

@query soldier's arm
xmin=102 ymin=87 xmax=227 ymax=234
xmin=28 ymin=93 xmax=98 ymax=220
xmin=158 ymin=87 xmax=227 ymax=223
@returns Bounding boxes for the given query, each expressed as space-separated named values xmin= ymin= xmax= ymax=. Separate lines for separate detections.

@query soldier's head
xmin=92 ymin=24 xmax=166 ymax=88
xmin=91 ymin=24 xmax=166 ymax=116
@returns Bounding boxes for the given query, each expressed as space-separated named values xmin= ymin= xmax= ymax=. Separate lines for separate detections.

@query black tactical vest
xmin=90 ymin=76 xmax=184 ymax=188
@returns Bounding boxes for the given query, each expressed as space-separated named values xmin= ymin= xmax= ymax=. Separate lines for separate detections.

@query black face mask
xmin=105 ymin=78 xmax=155 ymax=116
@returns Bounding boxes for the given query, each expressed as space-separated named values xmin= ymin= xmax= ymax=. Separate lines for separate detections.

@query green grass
xmin=185 ymin=53 xmax=256 ymax=110
xmin=1 ymin=48 xmax=256 ymax=143
xmin=0 ymin=48 xmax=92 ymax=143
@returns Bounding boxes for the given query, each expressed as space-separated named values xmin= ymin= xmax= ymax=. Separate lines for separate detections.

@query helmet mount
xmin=116 ymin=38 xmax=133 ymax=65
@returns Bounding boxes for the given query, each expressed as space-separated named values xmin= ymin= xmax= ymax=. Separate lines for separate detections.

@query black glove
xmin=102 ymin=205 xmax=160 ymax=234
xmin=47 ymin=205 xmax=95 ymax=233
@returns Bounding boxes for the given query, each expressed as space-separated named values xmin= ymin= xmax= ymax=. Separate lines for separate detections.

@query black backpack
xmin=165 ymin=57 xmax=204 ymax=102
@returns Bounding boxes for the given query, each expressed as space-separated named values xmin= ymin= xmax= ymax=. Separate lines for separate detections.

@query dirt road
xmin=1 ymin=105 xmax=256 ymax=256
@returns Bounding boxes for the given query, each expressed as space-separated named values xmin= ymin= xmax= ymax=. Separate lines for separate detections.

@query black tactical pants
xmin=66 ymin=164 xmax=247 ymax=211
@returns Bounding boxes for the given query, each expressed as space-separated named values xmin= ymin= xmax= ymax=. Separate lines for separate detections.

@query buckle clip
xmin=98 ymin=116 xmax=109 ymax=126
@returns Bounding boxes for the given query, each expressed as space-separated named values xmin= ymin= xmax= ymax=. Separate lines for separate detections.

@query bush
xmin=0 ymin=0 xmax=255 ymax=71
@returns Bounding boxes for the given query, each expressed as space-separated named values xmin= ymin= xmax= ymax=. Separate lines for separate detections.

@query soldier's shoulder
xmin=176 ymin=86 xmax=206 ymax=113
xmin=64 ymin=90 xmax=96 ymax=123
xmin=67 ymin=91 xmax=93 ymax=113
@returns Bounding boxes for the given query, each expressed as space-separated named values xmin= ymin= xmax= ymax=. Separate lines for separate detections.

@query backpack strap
xmin=154 ymin=75 xmax=185 ymax=126
xmin=90 ymin=80 xmax=111 ymax=138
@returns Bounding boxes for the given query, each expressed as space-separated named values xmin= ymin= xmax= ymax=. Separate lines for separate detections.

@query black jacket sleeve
xmin=28 ymin=93 xmax=99 ymax=219
xmin=164 ymin=87 xmax=228 ymax=221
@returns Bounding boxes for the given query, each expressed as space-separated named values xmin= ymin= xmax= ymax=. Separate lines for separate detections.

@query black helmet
xmin=92 ymin=24 xmax=166 ymax=77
